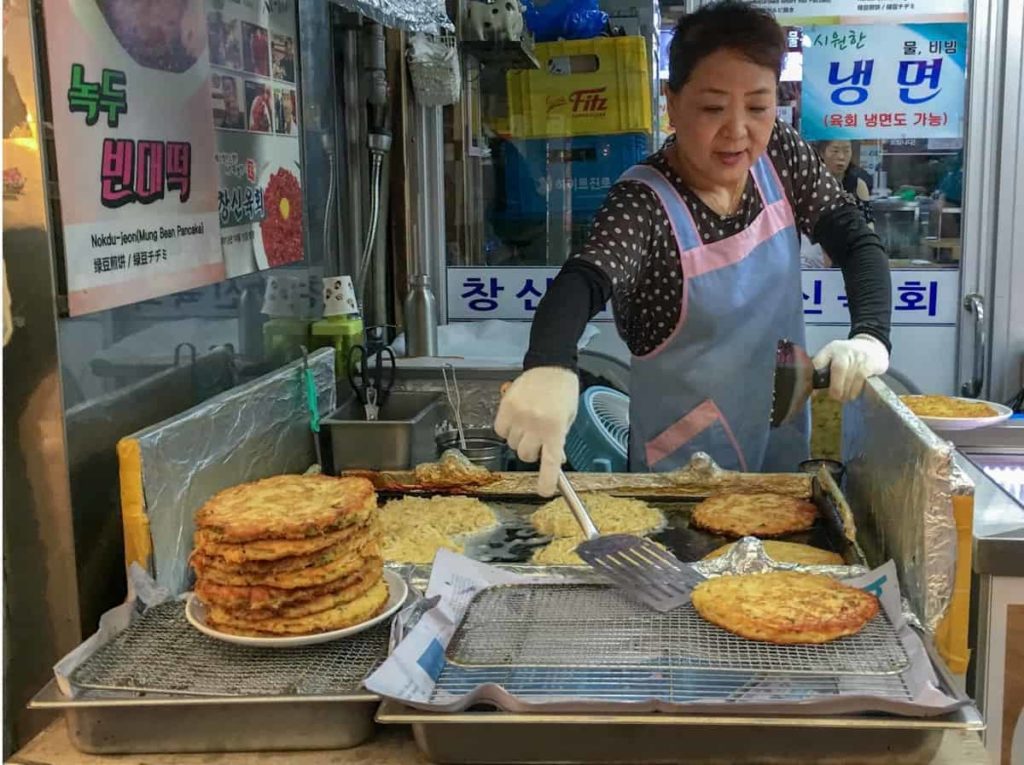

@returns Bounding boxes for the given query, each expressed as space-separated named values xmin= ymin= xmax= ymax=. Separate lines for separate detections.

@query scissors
xmin=347 ymin=342 xmax=396 ymax=421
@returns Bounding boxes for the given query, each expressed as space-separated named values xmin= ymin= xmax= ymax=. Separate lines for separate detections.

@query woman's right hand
xmin=495 ymin=367 xmax=579 ymax=497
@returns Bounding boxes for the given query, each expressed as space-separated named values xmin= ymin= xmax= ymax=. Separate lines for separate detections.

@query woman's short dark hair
xmin=667 ymin=1 xmax=786 ymax=92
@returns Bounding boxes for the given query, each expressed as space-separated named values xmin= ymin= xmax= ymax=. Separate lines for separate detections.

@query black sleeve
xmin=523 ymin=258 xmax=612 ymax=372
xmin=813 ymin=206 xmax=893 ymax=351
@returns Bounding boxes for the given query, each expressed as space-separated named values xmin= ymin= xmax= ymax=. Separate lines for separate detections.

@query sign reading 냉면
xmin=801 ymin=23 xmax=967 ymax=141
xmin=42 ymin=0 xmax=224 ymax=316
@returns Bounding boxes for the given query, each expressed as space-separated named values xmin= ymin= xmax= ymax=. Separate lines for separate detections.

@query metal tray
xmin=378 ymin=698 xmax=984 ymax=764
xmin=29 ymin=601 xmax=392 ymax=754
xmin=31 ymin=679 xmax=379 ymax=754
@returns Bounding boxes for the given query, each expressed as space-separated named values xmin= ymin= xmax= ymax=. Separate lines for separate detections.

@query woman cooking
xmin=495 ymin=0 xmax=892 ymax=496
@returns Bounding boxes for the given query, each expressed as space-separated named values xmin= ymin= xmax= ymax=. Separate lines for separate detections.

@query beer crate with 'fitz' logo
xmin=507 ymin=36 xmax=652 ymax=139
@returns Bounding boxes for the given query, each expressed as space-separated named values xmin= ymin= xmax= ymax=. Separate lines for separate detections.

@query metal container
xmin=404 ymin=274 xmax=438 ymax=357
xmin=436 ymin=428 xmax=509 ymax=471
xmin=31 ymin=680 xmax=378 ymax=754
xmin=378 ymin=699 xmax=983 ymax=764
xmin=324 ymin=391 xmax=444 ymax=472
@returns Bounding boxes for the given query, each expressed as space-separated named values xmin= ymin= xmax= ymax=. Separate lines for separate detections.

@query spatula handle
xmin=812 ymin=367 xmax=831 ymax=390
xmin=557 ymin=471 xmax=600 ymax=540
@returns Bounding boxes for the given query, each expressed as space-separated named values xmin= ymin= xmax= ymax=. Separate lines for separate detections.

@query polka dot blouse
xmin=575 ymin=120 xmax=858 ymax=356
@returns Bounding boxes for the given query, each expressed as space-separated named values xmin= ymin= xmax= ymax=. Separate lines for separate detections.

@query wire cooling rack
xmin=70 ymin=601 xmax=389 ymax=697
xmin=445 ymin=584 xmax=910 ymax=676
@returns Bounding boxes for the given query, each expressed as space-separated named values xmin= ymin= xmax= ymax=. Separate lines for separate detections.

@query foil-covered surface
xmin=328 ymin=0 xmax=453 ymax=33
xmin=133 ymin=348 xmax=337 ymax=595
xmin=842 ymin=378 xmax=959 ymax=633
xmin=690 ymin=536 xmax=868 ymax=579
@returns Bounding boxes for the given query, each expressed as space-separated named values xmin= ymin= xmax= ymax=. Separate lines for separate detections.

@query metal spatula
xmin=559 ymin=472 xmax=702 ymax=612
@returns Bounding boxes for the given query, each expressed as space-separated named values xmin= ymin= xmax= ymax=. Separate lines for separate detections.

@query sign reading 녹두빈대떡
xmin=41 ymin=0 xmax=225 ymax=316
xmin=801 ymin=23 xmax=967 ymax=141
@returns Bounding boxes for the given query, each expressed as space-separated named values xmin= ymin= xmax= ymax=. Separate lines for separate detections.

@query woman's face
xmin=666 ymin=48 xmax=778 ymax=189
xmin=822 ymin=141 xmax=853 ymax=178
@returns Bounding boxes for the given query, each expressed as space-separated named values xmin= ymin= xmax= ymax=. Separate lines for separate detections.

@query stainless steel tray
xmin=31 ymin=679 xmax=378 ymax=754
xmin=377 ymin=699 xmax=985 ymax=764
xmin=29 ymin=601 xmax=391 ymax=754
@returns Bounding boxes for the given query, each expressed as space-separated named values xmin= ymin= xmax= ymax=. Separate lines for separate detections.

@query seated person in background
xmin=803 ymin=140 xmax=874 ymax=267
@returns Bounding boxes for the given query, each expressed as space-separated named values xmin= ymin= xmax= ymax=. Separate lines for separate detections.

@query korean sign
xmin=749 ymin=0 xmax=967 ymax=21
xmin=208 ymin=0 xmax=304 ymax=277
xmin=802 ymin=23 xmax=967 ymax=140
xmin=42 ymin=0 xmax=224 ymax=316
xmin=447 ymin=267 xmax=957 ymax=326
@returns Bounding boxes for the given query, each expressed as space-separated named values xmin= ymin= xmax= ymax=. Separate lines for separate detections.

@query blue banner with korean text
xmin=801 ymin=23 xmax=967 ymax=140
xmin=446 ymin=267 xmax=958 ymax=326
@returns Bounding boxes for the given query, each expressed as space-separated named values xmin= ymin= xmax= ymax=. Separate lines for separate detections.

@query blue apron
xmin=620 ymin=154 xmax=809 ymax=473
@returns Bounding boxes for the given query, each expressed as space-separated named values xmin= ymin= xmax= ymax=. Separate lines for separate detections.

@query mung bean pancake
xmin=703 ymin=540 xmax=843 ymax=566
xmin=194 ymin=475 xmax=376 ymax=543
xmin=206 ymin=578 xmax=390 ymax=636
xmin=194 ymin=557 xmax=382 ymax=612
xmin=900 ymin=395 xmax=996 ymax=419
xmin=691 ymin=571 xmax=879 ymax=644
xmin=530 ymin=494 xmax=665 ymax=539
xmin=192 ymin=521 xmax=375 ymax=567
xmin=195 ymin=539 xmax=380 ymax=588
xmin=378 ymin=495 xmax=498 ymax=538
xmin=690 ymin=493 xmax=818 ymax=538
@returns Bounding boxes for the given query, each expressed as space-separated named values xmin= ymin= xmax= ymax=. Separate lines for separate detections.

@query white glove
xmin=494 ymin=367 xmax=579 ymax=497
xmin=813 ymin=334 xmax=889 ymax=403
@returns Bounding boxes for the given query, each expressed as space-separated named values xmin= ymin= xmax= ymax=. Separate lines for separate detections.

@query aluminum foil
xmin=133 ymin=348 xmax=337 ymax=595
xmin=691 ymin=536 xmax=868 ymax=579
xmin=328 ymin=0 xmax=452 ymax=33
xmin=841 ymin=378 xmax=958 ymax=633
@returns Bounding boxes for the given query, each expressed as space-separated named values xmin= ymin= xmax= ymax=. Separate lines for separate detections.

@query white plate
xmin=904 ymin=397 xmax=1014 ymax=431
xmin=185 ymin=569 xmax=408 ymax=648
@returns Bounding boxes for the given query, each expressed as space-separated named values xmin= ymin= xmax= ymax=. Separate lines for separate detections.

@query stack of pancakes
xmin=189 ymin=474 xmax=388 ymax=637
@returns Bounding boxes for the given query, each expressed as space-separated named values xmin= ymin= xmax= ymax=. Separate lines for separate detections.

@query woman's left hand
xmin=812 ymin=335 xmax=890 ymax=402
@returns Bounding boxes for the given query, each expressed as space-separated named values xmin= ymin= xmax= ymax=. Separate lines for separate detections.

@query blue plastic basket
xmin=565 ymin=386 xmax=629 ymax=473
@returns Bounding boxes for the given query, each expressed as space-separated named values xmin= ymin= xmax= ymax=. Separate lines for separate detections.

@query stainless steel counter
xmin=957 ymin=452 xmax=1024 ymax=578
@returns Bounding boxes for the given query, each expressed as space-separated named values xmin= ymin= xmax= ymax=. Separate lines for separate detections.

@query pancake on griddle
xmin=377 ymin=495 xmax=497 ymax=563
xmin=703 ymin=540 xmax=843 ymax=566
xmin=190 ymin=475 xmax=388 ymax=637
xmin=690 ymin=493 xmax=818 ymax=538
xmin=530 ymin=493 xmax=664 ymax=539
xmin=691 ymin=571 xmax=878 ymax=644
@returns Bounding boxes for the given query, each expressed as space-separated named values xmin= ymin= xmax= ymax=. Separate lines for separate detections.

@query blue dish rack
xmin=498 ymin=133 xmax=650 ymax=219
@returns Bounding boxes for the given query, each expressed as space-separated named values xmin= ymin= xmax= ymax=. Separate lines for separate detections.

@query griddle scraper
xmin=770 ymin=339 xmax=831 ymax=428
xmin=560 ymin=471 xmax=701 ymax=612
